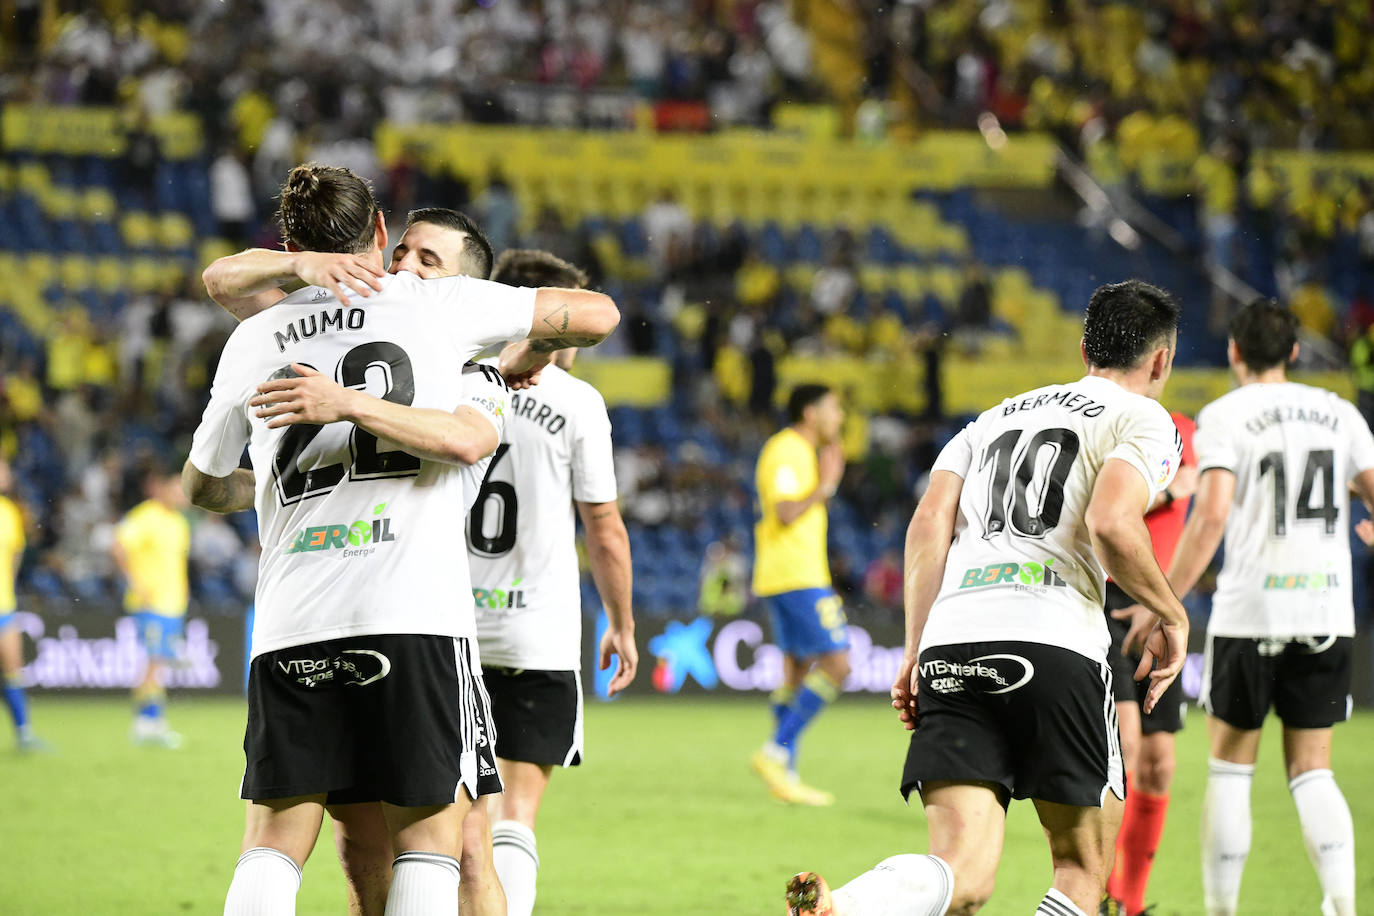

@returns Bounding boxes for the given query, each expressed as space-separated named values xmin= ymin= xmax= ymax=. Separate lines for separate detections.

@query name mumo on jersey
xmin=274 ymin=307 xmax=366 ymax=352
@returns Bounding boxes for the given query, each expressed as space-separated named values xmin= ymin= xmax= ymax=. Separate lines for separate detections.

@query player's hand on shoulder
xmin=891 ymin=653 xmax=919 ymax=731
xmin=296 ymin=251 xmax=385 ymax=304
xmin=498 ymin=340 xmax=554 ymax=390
xmin=251 ymin=363 xmax=358 ymax=428
xmin=818 ymin=442 xmax=845 ymax=495
xmin=1110 ymin=602 xmax=1155 ymax=656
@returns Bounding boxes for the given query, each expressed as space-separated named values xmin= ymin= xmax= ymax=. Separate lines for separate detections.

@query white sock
xmin=1290 ymin=769 xmax=1357 ymax=916
xmin=1036 ymin=887 xmax=1089 ymax=916
xmin=491 ymin=820 xmax=540 ymax=916
xmin=831 ymin=854 xmax=953 ymax=916
xmin=223 ymin=847 xmax=301 ymax=916
xmin=1202 ymin=757 xmax=1254 ymax=916
xmin=384 ymin=851 xmax=460 ymax=916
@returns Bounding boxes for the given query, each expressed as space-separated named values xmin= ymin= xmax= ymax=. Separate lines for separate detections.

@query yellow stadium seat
xmin=80 ymin=187 xmax=118 ymax=222
xmin=784 ymin=263 xmax=818 ymax=292
xmin=858 ymin=265 xmax=892 ymax=294
xmin=58 ymin=255 xmax=93 ymax=292
xmin=22 ymin=254 xmax=56 ymax=288
xmin=120 ymin=212 xmax=157 ymax=248
xmin=157 ymin=213 xmax=195 ymax=250
xmin=127 ymin=258 xmax=163 ymax=293
xmin=94 ymin=257 xmax=125 ymax=293
xmin=198 ymin=238 xmax=238 ymax=271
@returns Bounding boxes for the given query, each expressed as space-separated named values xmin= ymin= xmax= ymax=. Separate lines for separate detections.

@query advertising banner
xmin=583 ymin=612 xmax=1374 ymax=708
xmin=13 ymin=605 xmax=247 ymax=695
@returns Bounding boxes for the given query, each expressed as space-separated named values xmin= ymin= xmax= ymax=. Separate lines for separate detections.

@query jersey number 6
xmin=468 ymin=444 xmax=517 ymax=557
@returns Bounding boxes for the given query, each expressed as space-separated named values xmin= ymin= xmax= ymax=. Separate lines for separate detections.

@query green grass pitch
xmin=2 ymin=696 xmax=1371 ymax=914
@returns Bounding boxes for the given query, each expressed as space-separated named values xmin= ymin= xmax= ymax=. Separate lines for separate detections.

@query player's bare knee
xmin=1138 ymin=742 xmax=1176 ymax=794
xmin=947 ymin=875 xmax=994 ymax=915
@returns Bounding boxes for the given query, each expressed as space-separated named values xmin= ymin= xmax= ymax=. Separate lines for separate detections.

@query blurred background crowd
xmin=2 ymin=0 xmax=1372 ymax=622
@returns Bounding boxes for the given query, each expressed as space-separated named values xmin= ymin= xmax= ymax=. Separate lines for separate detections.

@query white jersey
xmin=923 ymin=375 xmax=1181 ymax=662
xmin=459 ymin=360 xmax=511 ymax=511
xmin=468 ymin=363 xmax=617 ymax=670
xmin=1195 ymin=382 xmax=1374 ymax=638
xmin=188 ymin=272 xmax=535 ymax=658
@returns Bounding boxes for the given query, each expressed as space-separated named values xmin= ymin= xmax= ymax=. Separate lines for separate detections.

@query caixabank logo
xmin=591 ymin=615 xmax=904 ymax=699
xmin=284 ymin=503 xmax=397 ymax=559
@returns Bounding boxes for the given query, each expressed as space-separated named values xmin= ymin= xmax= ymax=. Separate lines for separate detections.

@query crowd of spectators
xmin=854 ymin=1 xmax=1374 ymax=345
xmin=4 ymin=1 xmax=1371 ymax=616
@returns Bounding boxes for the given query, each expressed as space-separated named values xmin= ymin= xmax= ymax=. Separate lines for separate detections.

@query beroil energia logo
xmin=285 ymin=502 xmax=397 ymax=559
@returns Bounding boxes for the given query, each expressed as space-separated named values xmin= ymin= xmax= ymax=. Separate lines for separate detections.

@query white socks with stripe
xmin=1036 ymin=887 xmax=1089 ymax=916
xmin=224 ymin=847 xmax=302 ymax=916
xmin=831 ymin=854 xmax=953 ymax=916
xmin=384 ymin=851 xmax=461 ymax=916
xmin=1290 ymin=769 xmax=1357 ymax=916
xmin=491 ymin=820 xmax=540 ymax=916
xmin=1201 ymin=757 xmax=1254 ymax=916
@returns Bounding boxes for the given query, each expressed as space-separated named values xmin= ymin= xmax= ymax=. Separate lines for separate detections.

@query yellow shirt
xmin=0 ymin=496 xmax=24 ymax=612
xmin=753 ymin=428 xmax=831 ymax=596
xmin=114 ymin=500 xmax=190 ymax=616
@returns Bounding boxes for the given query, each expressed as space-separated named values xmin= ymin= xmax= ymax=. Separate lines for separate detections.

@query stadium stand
xmin=1 ymin=1 xmax=1371 ymax=625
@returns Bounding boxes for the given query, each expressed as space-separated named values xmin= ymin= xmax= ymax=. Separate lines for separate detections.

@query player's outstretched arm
xmin=250 ymin=364 xmax=498 ymax=466
xmin=500 ymin=289 xmax=621 ymax=388
xmin=893 ymin=470 xmax=963 ymax=730
xmin=181 ymin=460 xmax=256 ymax=514
xmin=1087 ymin=459 xmax=1190 ymax=712
xmin=577 ymin=500 xmax=638 ymax=696
xmin=202 ymin=249 xmax=386 ymax=320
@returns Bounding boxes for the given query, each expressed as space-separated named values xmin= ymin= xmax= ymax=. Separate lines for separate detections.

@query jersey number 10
xmin=980 ymin=427 xmax=1081 ymax=539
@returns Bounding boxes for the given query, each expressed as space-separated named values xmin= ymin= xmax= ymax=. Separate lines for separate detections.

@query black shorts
xmin=1104 ymin=583 xmax=1185 ymax=734
xmin=483 ymin=667 xmax=583 ymax=767
xmin=242 ymin=634 xmax=503 ymax=806
xmin=1201 ymin=633 xmax=1353 ymax=731
xmin=902 ymin=641 xmax=1124 ymax=809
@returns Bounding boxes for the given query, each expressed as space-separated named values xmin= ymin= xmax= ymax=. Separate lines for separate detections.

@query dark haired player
xmin=185 ymin=164 xmax=619 ymax=915
xmin=789 ymin=280 xmax=1188 ymax=916
xmin=1136 ymin=300 xmax=1373 ymax=916
xmin=467 ymin=248 xmax=638 ymax=916
xmin=750 ymin=384 xmax=849 ymax=807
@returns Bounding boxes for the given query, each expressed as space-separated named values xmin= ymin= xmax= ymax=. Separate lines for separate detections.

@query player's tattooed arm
xmin=181 ymin=461 xmax=256 ymax=514
xmin=202 ymin=249 xmax=385 ymax=321
xmin=527 ymin=289 xmax=621 ymax=350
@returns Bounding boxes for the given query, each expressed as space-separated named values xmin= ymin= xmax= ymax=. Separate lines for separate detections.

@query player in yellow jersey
xmin=112 ymin=463 xmax=191 ymax=748
xmin=750 ymin=384 xmax=848 ymax=806
xmin=0 ymin=459 xmax=46 ymax=752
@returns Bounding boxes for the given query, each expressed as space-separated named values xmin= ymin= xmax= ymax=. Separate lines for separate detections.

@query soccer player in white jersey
xmin=466 ymin=249 xmax=638 ymax=916
xmin=1140 ymin=300 xmax=1373 ymax=916
xmin=788 ymin=280 xmax=1190 ymax=916
xmin=203 ymin=204 xmax=539 ymax=916
xmin=184 ymin=164 xmax=619 ymax=916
